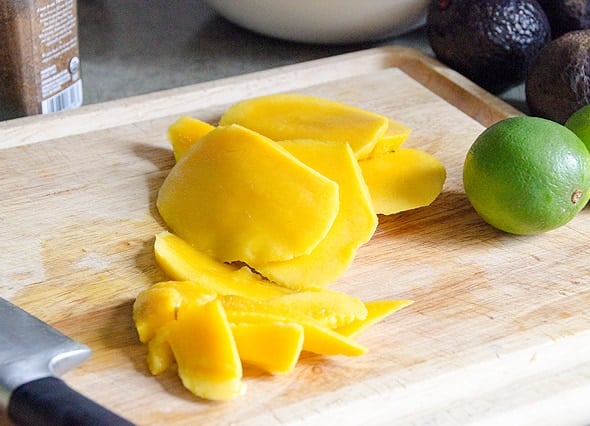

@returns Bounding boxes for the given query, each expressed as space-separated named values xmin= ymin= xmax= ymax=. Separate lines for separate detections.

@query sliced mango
xmin=221 ymin=295 xmax=367 ymax=357
xmin=157 ymin=124 xmax=340 ymax=265
xmin=167 ymin=116 xmax=215 ymax=161
xmin=231 ymin=322 xmax=304 ymax=374
xmin=218 ymin=94 xmax=389 ymax=159
xmin=336 ymin=299 xmax=414 ymax=338
xmin=252 ymin=140 xmax=377 ymax=288
xmin=359 ymin=148 xmax=447 ymax=215
xmin=368 ymin=119 xmax=412 ymax=157
xmin=154 ymin=231 xmax=292 ymax=299
xmin=167 ymin=299 xmax=245 ymax=401
xmin=133 ymin=280 xmax=217 ymax=343
xmin=268 ymin=288 xmax=368 ymax=329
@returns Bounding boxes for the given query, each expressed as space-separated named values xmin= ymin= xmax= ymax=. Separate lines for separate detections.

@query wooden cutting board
xmin=1 ymin=47 xmax=589 ymax=426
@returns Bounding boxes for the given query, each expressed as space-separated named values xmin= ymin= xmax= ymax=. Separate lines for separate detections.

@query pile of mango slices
xmin=133 ymin=94 xmax=446 ymax=401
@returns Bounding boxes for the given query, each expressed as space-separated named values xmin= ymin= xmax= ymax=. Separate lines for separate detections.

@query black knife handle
xmin=7 ymin=377 xmax=134 ymax=426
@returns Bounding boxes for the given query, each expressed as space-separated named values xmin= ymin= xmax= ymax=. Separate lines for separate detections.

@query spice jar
xmin=0 ymin=0 xmax=83 ymax=120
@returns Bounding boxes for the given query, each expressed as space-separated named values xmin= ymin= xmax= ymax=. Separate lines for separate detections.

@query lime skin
xmin=565 ymin=104 xmax=590 ymax=154
xmin=463 ymin=116 xmax=590 ymax=235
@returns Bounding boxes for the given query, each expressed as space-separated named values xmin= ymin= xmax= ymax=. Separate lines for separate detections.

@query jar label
xmin=34 ymin=0 xmax=83 ymax=113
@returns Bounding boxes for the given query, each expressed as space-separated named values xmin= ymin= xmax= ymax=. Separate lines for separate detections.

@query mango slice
xmin=221 ymin=295 xmax=367 ymax=357
xmin=157 ymin=124 xmax=340 ymax=265
xmin=252 ymin=140 xmax=377 ymax=289
xmin=368 ymin=119 xmax=412 ymax=157
xmin=167 ymin=116 xmax=215 ymax=161
xmin=336 ymin=300 xmax=414 ymax=338
xmin=167 ymin=299 xmax=245 ymax=401
xmin=359 ymin=148 xmax=447 ymax=215
xmin=231 ymin=322 xmax=304 ymax=374
xmin=268 ymin=288 xmax=368 ymax=329
xmin=154 ymin=231 xmax=291 ymax=300
xmin=218 ymin=94 xmax=389 ymax=159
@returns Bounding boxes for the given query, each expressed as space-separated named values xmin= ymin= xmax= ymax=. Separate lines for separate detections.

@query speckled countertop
xmin=77 ymin=0 xmax=525 ymax=108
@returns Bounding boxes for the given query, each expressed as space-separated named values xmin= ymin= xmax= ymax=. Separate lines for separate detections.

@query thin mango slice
xmin=133 ymin=280 xmax=218 ymax=343
xmin=167 ymin=299 xmax=245 ymax=401
xmin=268 ymin=288 xmax=368 ymax=329
xmin=336 ymin=300 xmax=414 ymax=338
xmin=218 ymin=94 xmax=389 ymax=160
xmin=368 ymin=119 xmax=412 ymax=157
xmin=231 ymin=322 xmax=304 ymax=374
xmin=167 ymin=116 xmax=215 ymax=161
xmin=359 ymin=148 xmax=447 ymax=215
xmin=221 ymin=295 xmax=367 ymax=357
xmin=157 ymin=124 xmax=340 ymax=265
xmin=253 ymin=140 xmax=377 ymax=289
xmin=154 ymin=231 xmax=292 ymax=299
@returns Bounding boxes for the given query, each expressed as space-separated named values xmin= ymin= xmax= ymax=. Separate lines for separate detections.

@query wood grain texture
xmin=1 ymin=47 xmax=589 ymax=426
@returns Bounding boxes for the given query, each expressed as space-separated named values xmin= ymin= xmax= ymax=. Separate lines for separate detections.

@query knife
xmin=0 ymin=297 xmax=134 ymax=425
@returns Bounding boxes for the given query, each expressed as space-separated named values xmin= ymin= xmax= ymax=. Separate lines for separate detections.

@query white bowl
xmin=205 ymin=0 xmax=429 ymax=44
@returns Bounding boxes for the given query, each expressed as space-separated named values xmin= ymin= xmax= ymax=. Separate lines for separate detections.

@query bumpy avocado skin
xmin=537 ymin=0 xmax=590 ymax=38
xmin=526 ymin=30 xmax=590 ymax=124
xmin=427 ymin=0 xmax=551 ymax=94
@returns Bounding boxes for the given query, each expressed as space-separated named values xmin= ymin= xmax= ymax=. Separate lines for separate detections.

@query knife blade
xmin=0 ymin=297 xmax=134 ymax=425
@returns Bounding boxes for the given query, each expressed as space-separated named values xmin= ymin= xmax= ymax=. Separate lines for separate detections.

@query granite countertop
xmin=77 ymin=0 xmax=428 ymax=104
xmin=0 ymin=0 xmax=525 ymax=122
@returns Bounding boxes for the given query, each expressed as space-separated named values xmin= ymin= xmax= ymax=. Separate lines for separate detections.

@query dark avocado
xmin=427 ymin=0 xmax=552 ymax=94
xmin=526 ymin=30 xmax=590 ymax=124
xmin=537 ymin=0 xmax=590 ymax=38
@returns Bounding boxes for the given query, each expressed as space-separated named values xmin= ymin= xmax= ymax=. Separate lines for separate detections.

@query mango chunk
xmin=231 ymin=322 xmax=304 ymax=374
xmin=147 ymin=327 xmax=175 ymax=375
xmin=336 ymin=299 xmax=414 ymax=338
xmin=167 ymin=299 xmax=245 ymax=401
xmin=154 ymin=231 xmax=292 ymax=299
xmin=167 ymin=116 xmax=215 ymax=161
xmin=133 ymin=280 xmax=217 ymax=343
xmin=359 ymin=148 xmax=447 ymax=215
xmin=218 ymin=94 xmax=389 ymax=159
xmin=368 ymin=119 xmax=412 ymax=157
xmin=221 ymin=295 xmax=367 ymax=357
xmin=252 ymin=140 xmax=377 ymax=288
xmin=157 ymin=124 xmax=340 ymax=265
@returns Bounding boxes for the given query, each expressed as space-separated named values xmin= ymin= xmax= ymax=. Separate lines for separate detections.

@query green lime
xmin=463 ymin=116 xmax=590 ymax=235
xmin=565 ymin=104 xmax=590 ymax=153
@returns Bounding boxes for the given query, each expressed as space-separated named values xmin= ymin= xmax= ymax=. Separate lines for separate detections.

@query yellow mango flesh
xmin=157 ymin=124 xmax=340 ymax=265
xmin=167 ymin=299 xmax=245 ymax=401
xmin=368 ymin=119 xmax=412 ymax=157
xmin=153 ymin=232 xmax=371 ymax=327
xmin=133 ymin=280 xmax=217 ymax=343
xmin=218 ymin=94 xmax=389 ymax=159
xmin=359 ymin=148 xmax=447 ymax=215
xmin=154 ymin=231 xmax=291 ymax=300
xmin=231 ymin=322 xmax=304 ymax=374
xmin=252 ymin=140 xmax=377 ymax=289
xmin=147 ymin=327 xmax=174 ymax=375
xmin=336 ymin=299 xmax=414 ymax=338
xmin=268 ymin=288 xmax=368 ymax=329
xmin=167 ymin=116 xmax=215 ymax=161
xmin=221 ymin=295 xmax=367 ymax=357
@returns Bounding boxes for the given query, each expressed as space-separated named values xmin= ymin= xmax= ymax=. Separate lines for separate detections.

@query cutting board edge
xmin=0 ymin=46 xmax=521 ymax=149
